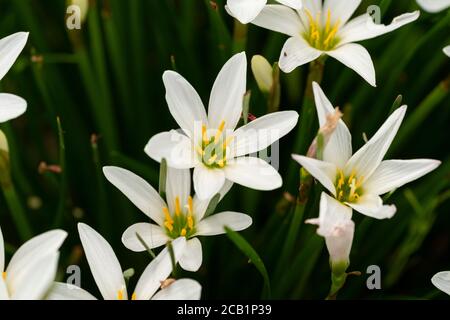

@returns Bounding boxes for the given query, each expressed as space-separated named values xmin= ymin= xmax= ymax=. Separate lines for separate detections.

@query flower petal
xmin=301 ymin=0 xmax=322 ymax=17
xmin=144 ymin=130 xmax=196 ymax=169
xmin=0 ymin=277 xmax=8 ymax=300
xmin=103 ymin=166 xmax=166 ymax=226
xmin=444 ymin=45 xmax=450 ymax=57
xmin=0 ymin=94 xmax=27 ymax=123
xmin=279 ymin=37 xmax=322 ymax=73
xmin=323 ymin=0 xmax=361 ymax=26
xmin=0 ymin=32 xmax=28 ymax=81
xmin=151 ymin=279 xmax=202 ymax=300
xmin=46 ymin=282 xmax=97 ymax=300
xmin=230 ymin=111 xmax=299 ymax=157
xmin=78 ymin=223 xmax=126 ymax=300
xmin=226 ymin=0 xmax=267 ymax=24
xmin=166 ymin=167 xmax=191 ymax=215
xmin=347 ymin=194 xmax=396 ymax=219
xmin=196 ymin=212 xmax=252 ymax=236
xmin=178 ymin=238 xmax=203 ymax=272
xmin=312 ymin=82 xmax=352 ymax=167
xmin=162 ymin=71 xmax=207 ymax=138
xmin=344 ymin=106 xmax=407 ymax=179
xmin=364 ymin=159 xmax=441 ymax=196
xmin=339 ymin=11 xmax=420 ymax=45
xmin=327 ymin=43 xmax=376 ymax=87
xmin=224 ymin=157 xmax=282 ymax=191
xmin=276 ymin=0 xmax=302 ymax=9
xmin=251 ymin=5 xmax=304 ymax=37
xmin=122 ymin=223 xmax=170 ymax=252
xmin=193 ymin=165 xmax=226 ymax=200
xmin=208 ymin=52 xmax=247 ymax=131
xmin=134 ymin=237 xmax=186 ymax=300
xmin=193 ymin=179 xmax=233 ymax=221
xmin=417 ymin=0 xmax=450 ymax=13
xmin=325 ymin=220 xmax=354 ymax=266
xmin=291 ymin=155 xmax=337 ymax=195
xmin=431 ymin=271 xmax=450 ymax=295
xmin=0 ymin=226 xmax=4 ymax=272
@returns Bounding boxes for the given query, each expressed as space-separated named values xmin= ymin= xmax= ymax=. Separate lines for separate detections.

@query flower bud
xmin=251 ymin=55 xmax=273 ymax=94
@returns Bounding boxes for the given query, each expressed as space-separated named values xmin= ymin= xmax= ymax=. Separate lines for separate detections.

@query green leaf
xmin=159 ymin=158 xmax=168 ymax=199
xmin=203 ymin=193 xmax=221 ymax=218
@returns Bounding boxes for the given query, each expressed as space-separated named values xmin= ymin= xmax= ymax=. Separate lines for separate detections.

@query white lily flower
xmin=417 ymin=0 xmax=450 ymax=13
xmin=103 ymin=166 xmax=252 ymax=272
xmin=293 ymin=83 xmax=440 ymax=259
xmin=250 ymin=1 xmax=420 ymax=86
xmin=0 ymin=32 xmax=28 ymax=123
xmin=47 ymin=223 xmax=201 ymax=300
xmin=443 ymin=45 xmax=450 ymax=57
xmin=145 ymin=52 xmax=299 ymax=200
xmin=0 ymin=226 xmax=67 ymax=300
xmin=431 ymin=271 xmax=450 ymax=295
xmin=226 ymin=0 xmax=302 ymax=24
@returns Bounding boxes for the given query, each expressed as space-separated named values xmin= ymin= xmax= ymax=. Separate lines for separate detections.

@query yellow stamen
xmin=217 ymin=159 xmax=225 ymax=168
xmin=202 ymin=124 xmax=208 ymax=144
xmin=117 ymin=289 xmax=124 ymax=300
xmin=180 ymin=228 xmax=187 ymax=236
xmin=163 ymin=207 xmax=173 ymax=224
xmin=187 ymin=215 xmax=194 ymax=229
xmin=131 ymin=293 xmax=137 ymax=300
xmin=348 ymin=171 xmax=355 ymax=184
xmin=324 ymin=20 xmax=340 ymax=47
xmin=208 ymin=154 xmax=218 ymax=164
xmin=164 ymin=221 xmax=174 ymax=232
xmin=325 ymin=9 xmax=331 ymax=34
xmin=214 ymin=120 xmax=226 ymax=144
xmin=2 ymin=272 xmax=6 ymax=280
xmin=338 ymin=190 xmax=344 ymax=201
xmin=175 ymin=197 xmax=181 ymax=216
xmin=187 ymin=196 xmax=193 ymax=215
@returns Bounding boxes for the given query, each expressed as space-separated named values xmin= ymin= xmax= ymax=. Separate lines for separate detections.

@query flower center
xmin=303 ymin=9 xmax=341 ymax=51
xmin=335 ymin=170 xmax=364 ymax=203
xmin=195 ymin=120 xmax=234 ymax=169
xmin=163 ymin=196 xmax=196 ymax=239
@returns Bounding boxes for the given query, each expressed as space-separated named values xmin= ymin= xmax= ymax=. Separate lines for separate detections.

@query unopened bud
xmin=251 ymin=55 xmax=273 ymax=94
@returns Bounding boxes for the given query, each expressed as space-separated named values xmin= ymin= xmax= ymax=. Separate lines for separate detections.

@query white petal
xmin=178 ymin=238 xmax=203 ymax=272
xmin=344 ymin=106 xmax=407 ymax=179
xmin=193 ymin=179 xmax=233 ymax=221
xmin=78 ymin=223 xmax=126 ymax=300
xmin=443 ymin=45 xmax=450 ymax=57
xmin=230 ymin=111 xmax=299 ymax=157
xmin=301 ymin=0 xmax=322 ymax=17
xmin=208 ymin=52 xmax=247 ymax=131
xmin=0 ymin=277 xmax=8 ymax=300
xmin=46 ymin=282 xmax=97 ymax=300
xmin=0 ymin=32 xmax=28 ymax=81
xmin=417 ymin=0 xmax=450 ymax=13
xmin=279 ymin=37 xmax=322 ymax=73
xmin=312 ymin=82 xmax=352 ymax=167
xmin=162 ymin=71 xmax=207 ymax=138
xmin=166 ymin=167 xmax=191 ymax=215
xmin=122 ymin=223 xmax=170 ymax=252
xmin=347 ymin=194 xmax=396 ymax=219
xmin=0 ymin=226 xmax=4 ymax=272
xmin=276 ymin=0 xmax=302 ymax=9
xmin=306 ymin=193 xmax=352 ymax=236
xmin=10 ymin=252 xmax=59 ymax=300
xmin=103 ymin=166 xmax=166 ymax=226
xmin=327 ymin=43 xmax=376 ymax=87
xmin=134 ymin=237 xmax=186 ymax=300
xmin=364 ymin=159 xmax=441 ymax=196
xmin=196 ymin=212 xmax=252 ymax=236
xmin=226 ymin=0 xmax=267 ymax=24
xmin=339 ymin=11 xmax=420 ymax=45
xmin=291 ymin=155 xmax=337 ymax=195
xmin=251 ymin=5 xmax=304 ymax=37
xmin=6 ymin=229 xmax=67 ymax=280
xmin=431 ymin=271 xmax=450 ymax=295
xmin=144 ymin=130 xmax=196 ymax=169
xmin=151 ymin=279 xmax=202 ymax=300
xmin=325 ymin=220 xmax=354 ymax=265
xmin=0 ymin=94 xmax=27 ymax=123
xmin=224 ymin=157 xmax=282 ymax=191
xmin=323 ymin=0 xmax=361 ymax=26
xmin=193 ymin=165 xmax=226 ymax=200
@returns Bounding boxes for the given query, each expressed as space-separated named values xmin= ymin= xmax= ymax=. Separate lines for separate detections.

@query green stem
xmin=53 ymin=117 xmax=68 ymax=228
xmin=2 ymin=185 xmax=33 ymax=241
xmin=232 ymin=19 xmax=248 ymax=53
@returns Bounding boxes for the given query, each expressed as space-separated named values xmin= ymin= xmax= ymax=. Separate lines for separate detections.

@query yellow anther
xmin=214 ymin=120 xmax=226 ymax=144
xmin=208 ymin=154 xmax=218 ymax=164
xmin=325 ymin=9 xmax=331 ymax=34
xmin=2 ymin=272 xmax=6 ymax=280
xmin=202 ymin=124 xmax=208 ymax=144
xmin=187 ymin=215 xmax=194 ymax=229
xmin=187 ymin=196 xmax=193 ymax=215
xmin=131 ymin=293 xmax=137 ymax=300
xmin=338 ymin=190 xmax=344 ymax=201
xmin=180 ymin=228 xmax=187 ymax=236
xmin=348 ymin=171 xmax=355 ymax=184
xmin=117 ymin=289 xmax=124 ymax=300
xmin=163 ymin=207 xmax=173 ymax=224
xmin=217 ymin=159 xmax=225 ymax=168
xmin=175 ymin=197 xmax=181 ymax=216
xmin=164 ymin=221 xmax=174 ymax=232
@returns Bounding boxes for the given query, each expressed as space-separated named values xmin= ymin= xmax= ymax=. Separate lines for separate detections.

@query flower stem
xmin=232 ymin=19 xmax=248 ymax=53
xmin=2 ymin=184 xmax=33 ymax=241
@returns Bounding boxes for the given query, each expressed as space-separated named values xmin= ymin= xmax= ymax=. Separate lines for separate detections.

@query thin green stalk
xmin=232 ymin=20 xmax=248 ymax=53
xmin=53 ymin=118 xmax=68 ymax=228
xmin=2 ymin=186 xmax=33 ymax=241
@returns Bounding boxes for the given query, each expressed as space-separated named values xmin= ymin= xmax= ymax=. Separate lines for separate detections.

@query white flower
xmin=250 ymin=1 xmax=420 ymax=86
xmin=431 ymin=271 xmax=450 ymax=295
xmin=416 ymin=0 xmax=450 ymax=13
xmin=103 ymin=166 xmax=252 ymax=272
xmin=226 ymin=0 xmax=302 ymax=24
xmin=145 ymin=52 xmax=299 ymax=200
xmin=0 ymin=32 xmax=28 ymax=123
xmin=47 ymin=223 xmax=201 ymax=300
xmin=293 ymin=83 xmax=440 ymax=259
xmin=0 ymin=226 xmax=67 ymax=300
xmin=444 ymin=45 xmax=450 ymax=57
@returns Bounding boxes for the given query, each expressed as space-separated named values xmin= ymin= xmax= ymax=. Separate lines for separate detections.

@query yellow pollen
xmin=131 ymin=293 xmax=137 ymax=300
xmin=217 ymin=159 xmax=225 ymax=168
xmin=187 ymin=215 xmax=194 ymax=229
xmin=117 ymin=289 xmax=124 ymax=300
xmin=187 ymin=196 xmax=193 ymax=215
xmin=175 ymin=197 xmax=181 ymax=216
xmin=202 ymin=124 xmax=208 ymax=144
xmin=164 ymin=221 xmax=174 ymax=232
xmin=180 ymin=228 xmax=187 ymax=236
xmin=2 ymin=272 xmax=6 ymax=280
xmin=214 ymin=120 xmax=226 ymax=144
xmin=163 ymin=207 xmax=173 ymax=224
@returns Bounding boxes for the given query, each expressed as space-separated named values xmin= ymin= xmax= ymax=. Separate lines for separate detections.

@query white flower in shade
xmin=47 ymin=223 xmax=201 ymax=300
xmin=145 ymin=52 xmax=299 ymax=200
xmin=431 ymin=271 xmax=450 ymax=295
xmin=416 ymin=0 xmax=450 ymax=13
xmin=0 ymin=32 xmax=28 ymax=123
xmin=103 ymin=166 xmax=252 ymax=272
xmin=293 ymin=83 xmax=441 ymax=260
xmin=0 ymin=226 xmax=67 ymax=300
xmin=250 ymin=1 xmax=420 ymax=86
xmin=226 ymin=0 xmax=302 ymax=24
xmin=444 ymin=46 xmax=450 ymax=57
